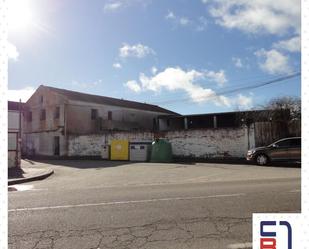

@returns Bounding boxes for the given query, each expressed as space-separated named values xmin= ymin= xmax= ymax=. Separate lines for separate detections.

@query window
xmin=290 ymin=138 xmax=301 ymax=147
xmin=108 ymin=111 xmax=112 ymax=121
xmin=28 ymin=111 xmax=32 ymax=122
xmin=91 ymin=109 xmax=98 ymax=120
xmin=276 ymin=139 xmax=292 ymax=147
xmin=40 ymin=109 xmax=46 ymax=120
xmin=40 ymin=96 xmax=43 ymax=103
xmin=54 ymin=106 xmax=60 ymax=119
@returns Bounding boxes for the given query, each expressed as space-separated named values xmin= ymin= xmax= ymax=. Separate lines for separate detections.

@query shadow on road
xmin=174 ymin=158 xmax=301 ymax=168
xmin=26 ymin=157 xmax=301 ymax=170
xmin=31 ymin=159 xmax=132 ymax=169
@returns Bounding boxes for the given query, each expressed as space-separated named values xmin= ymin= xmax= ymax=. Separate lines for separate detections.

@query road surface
xmin=8 ymin=160 xmax=301 ymax=249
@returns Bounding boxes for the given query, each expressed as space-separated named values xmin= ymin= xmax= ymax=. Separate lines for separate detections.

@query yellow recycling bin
xmin=110 ymin=140 xmax=129 ymax=160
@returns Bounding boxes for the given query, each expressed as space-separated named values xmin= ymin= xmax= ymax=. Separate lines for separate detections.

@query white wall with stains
xmin=68 ymin=126 xmax=255 ymax=158
xmin=68 ymin=131 xmax=154 ymax=156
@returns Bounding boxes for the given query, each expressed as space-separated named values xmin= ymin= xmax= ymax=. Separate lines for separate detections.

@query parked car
xmin=246 ymin=137 xmax=301 ymax=165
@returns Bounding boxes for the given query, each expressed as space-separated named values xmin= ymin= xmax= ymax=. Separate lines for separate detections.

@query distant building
xmin=157 ymin=110 xmax=273 ymax=131
xmin=8 ymin=101 xmax=24 ymax=168
xmin=157 ymin=109 xmax=300 ymax=148
xmin=23 ymin=85 xmax=177 ymax=156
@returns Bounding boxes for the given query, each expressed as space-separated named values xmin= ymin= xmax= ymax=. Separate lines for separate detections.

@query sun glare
xmin=9 ymin=0 xmax=34 ymax=31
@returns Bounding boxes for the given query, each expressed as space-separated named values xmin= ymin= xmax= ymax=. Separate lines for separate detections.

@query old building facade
xmin=8 ymin=101 xmax=24 ymax=168
xmin=23 ymin=85 xmax=176 ymax=156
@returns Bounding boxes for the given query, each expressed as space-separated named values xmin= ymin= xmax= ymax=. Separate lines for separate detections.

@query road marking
xmin=288 ymin=189 xmax=300 ymax=193
xmin=8 ymin=185 xmax=47 ymax=192
xmin=227 ymin=242 xmax=252 ymax=249
xmin=8 ymin=193 xmax=245 ymax=212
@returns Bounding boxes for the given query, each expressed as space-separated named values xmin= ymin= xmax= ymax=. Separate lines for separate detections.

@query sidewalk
xmin=8 ymin=160 xmax=54 ymax=185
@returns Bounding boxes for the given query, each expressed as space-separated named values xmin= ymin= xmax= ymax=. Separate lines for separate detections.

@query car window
xmin=290 ymin=138 xmax=301 ymax=147
xmin=275 ymin=139 xmax=292 ymax=147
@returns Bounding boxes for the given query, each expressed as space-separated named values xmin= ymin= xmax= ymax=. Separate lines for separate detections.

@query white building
xmin=23 ymin=85 xmax=176 ymax=157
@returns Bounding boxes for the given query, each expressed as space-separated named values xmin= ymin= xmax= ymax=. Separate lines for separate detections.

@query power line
xmin=150 ymin=72 xmax=301 ymax=105
xmin=142 ymin=71 xmax=299 ymax=103
xmin=149 ymin=71 xmax=300 ymax=103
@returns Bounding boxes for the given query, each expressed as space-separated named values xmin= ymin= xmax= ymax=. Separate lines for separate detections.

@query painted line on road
xmin=227 ymin=242 xmax=252 ymax=249
xmin=288 ymin=189 xmax=301 ymax=193
xmin=8 ymin=184 xmax=47 ymax=192
xmin=8 ymin=193 xmax=245 ymax=212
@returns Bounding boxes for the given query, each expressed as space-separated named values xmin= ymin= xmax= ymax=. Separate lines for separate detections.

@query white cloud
xmin=72 ymin=79 xmax=102 ymax=89
xmin=103 ymin=0 xmax=150 ymax=12
xmin=151 ymin=66 xmax=158 ymax=75
xmin=8 ymin=87 xmax=35 ymax=102
xmin=196 ymin=16 xmax=208 ymax=31
xmin=126 ymin=67 xmax=231 ymax=106
xmin=7 ymin=42 xmax=19 ymax=61
xmin=165 ymin=12 xmax=208 ymax=31
xmin=113 ymin=62 xmax=122 ymax=69
xmin=234 ymin=94 xmax=253 ymax=109
xmin=232 ymin=57 xmax=243 ymax=68
xmin=104 ymin=2 xmax=123 ymax=11
xmin=119 ymin=43 xmax=155 ymax=58
xmin=179 ymin=17 xmax=190 ymax=26
xmin=166 ymin=11 xmax=176 ymax=20
xmin=124 ymin=80 xmax=142 ymax=93
xmin=205 ymin=0 xmax=300 ymax=35
xmin=255 ymin=49 xmax=291 ymax=75
xmin=273 ymin=36 xmax=300 ymax=53
xmin=204 ymin=69 xmax=227 ymax=86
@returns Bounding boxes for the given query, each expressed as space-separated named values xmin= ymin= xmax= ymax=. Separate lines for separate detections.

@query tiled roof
xmin=44 ymin=85 xmax=178 ymax=115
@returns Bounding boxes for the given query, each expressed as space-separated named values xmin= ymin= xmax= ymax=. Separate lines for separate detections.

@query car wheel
xmin=255 ymin=154 xmax=268 ymax=166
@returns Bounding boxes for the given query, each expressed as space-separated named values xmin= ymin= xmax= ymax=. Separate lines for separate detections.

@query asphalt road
xmin=8 ymin=160 xmax=301 ymax=249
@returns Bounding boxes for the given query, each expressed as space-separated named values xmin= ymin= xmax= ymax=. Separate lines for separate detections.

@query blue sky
xmin=8 ymin=0 xmax=301 ymax=114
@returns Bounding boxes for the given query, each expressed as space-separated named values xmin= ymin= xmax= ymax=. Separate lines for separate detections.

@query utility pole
xmin=18 ymin=99 xmax=22 ymax=168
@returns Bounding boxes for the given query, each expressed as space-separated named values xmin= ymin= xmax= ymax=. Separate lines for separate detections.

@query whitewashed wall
xmin=24 ymin=131 xmax=66 ymax=156
xmin=68 ymin=126 xmax=255 ymax=158
xmin=68 ymin=132 xmax=154 ymax=156
xmin=165 ymin=126 xmax=254 ymax=158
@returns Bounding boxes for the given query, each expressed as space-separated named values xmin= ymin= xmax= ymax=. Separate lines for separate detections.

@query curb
xmin=8 ymin=169 xmax=54 ymax=185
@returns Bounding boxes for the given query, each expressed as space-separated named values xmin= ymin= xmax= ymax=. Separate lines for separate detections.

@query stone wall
xmin=68 ymin=126 xmax=255 ymax=158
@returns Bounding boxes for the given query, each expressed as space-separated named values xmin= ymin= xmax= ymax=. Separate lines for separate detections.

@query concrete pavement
xmin=8 ymin=160 xmax=301 ymax=249
xmin=8 ymin=160 xmax=54 ymax=186
xmin=18 ymin=159 xmax=301 ymax=189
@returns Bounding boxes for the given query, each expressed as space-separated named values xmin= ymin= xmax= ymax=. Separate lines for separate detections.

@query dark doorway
xmin=54 ymin=136 xmax=60 ymax=156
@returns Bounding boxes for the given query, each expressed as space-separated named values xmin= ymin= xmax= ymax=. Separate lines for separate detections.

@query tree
xmin=263 ymin=96 xmax=301 ymax=121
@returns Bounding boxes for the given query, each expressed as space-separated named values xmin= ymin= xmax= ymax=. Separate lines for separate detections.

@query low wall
xmin=68 ymin=126 xmax=254 ymax=158
xmin=165 ymin=127 xmax=253 ymax=158
xmin=68 ymin=131 xmax=154 ymax=156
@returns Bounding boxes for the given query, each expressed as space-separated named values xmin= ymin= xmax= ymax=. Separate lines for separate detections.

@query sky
xmin=8 ymin=0 xmax=301 ymax=115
